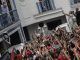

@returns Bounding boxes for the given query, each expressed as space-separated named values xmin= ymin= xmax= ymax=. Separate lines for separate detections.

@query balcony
xmin=33 ymin=0 xmax=64 ymax=23
xmin=36 ymin=0 xmax=56 ymax=13
xmin=23 ymin=8 xmax=64 ymax=26
xmin=0 ymin=10 xmax=20 ymax=31
xmin=34 ymin=8 xmax=64 ymax=23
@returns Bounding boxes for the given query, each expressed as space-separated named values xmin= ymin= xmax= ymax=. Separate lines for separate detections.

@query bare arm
xmin=62 ymin=11 xmax=70 ymax=16
xmin=73 ymin=12 xmax=76 ymax=17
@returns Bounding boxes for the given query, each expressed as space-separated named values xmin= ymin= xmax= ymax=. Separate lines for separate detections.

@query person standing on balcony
xmin=1 ymin=2 xmax=9 ymax=27
xmin=1 ymin=2 xmax=9 ymax=14
xmin=63 ymin=11 xmax=77 ymax=32
xmin=0 ymin=4 xmax=2 ymax=29
xmin=39 ymin=0 xmax=47 ymax=12
xmin=74 ymin=8 xmax=80 ymax=26
xmin=0 ymin=4 xmax=2 ymax=15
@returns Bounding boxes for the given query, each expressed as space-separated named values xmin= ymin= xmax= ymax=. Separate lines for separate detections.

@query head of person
xmin=2 ymin=2 xmax=6 ymax=5
xmin=70 ymin=33 xmax=74 ymax=38
xmin=70 ymin=42 xmax=75 ymax=49
xmin=26 ymin=46 xmax=28 ymax=50
xmin=76 ymin=8 xmax=79 ymax=12
xmin=69 ymin=11 xmax=74 ymax=15
xmin=2 ymin=2 xmax=7 ymax=8
xmin=16 ymin=50 xmax=20 ymax=54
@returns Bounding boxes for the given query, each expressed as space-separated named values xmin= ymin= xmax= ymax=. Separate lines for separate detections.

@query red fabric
xmin=79 ymin=51 xmax=80 ymax=55
xmin=16 ymin=54 xmax=22 ymax=60
xmin=77 ymin=49 xmax=80 ymax=55
xmin=10 ymin=48 xmax=15 ymax=60
xmin=58 ymin=54 xmax=68 ymax=60
xmin=43 ymin=35 xmax=52 ymax=40
xmin=54 ymin=41 xmax=59 ymax=45
xmin=53 ymin=48 xmax=57 ymax=53
xmin=47 ymin=46 xmax=52 ymax=50
xmin=46 ymin=35 xmax=52 ymax=40
xmin=25 ymin=50 xmax=32 ymax=57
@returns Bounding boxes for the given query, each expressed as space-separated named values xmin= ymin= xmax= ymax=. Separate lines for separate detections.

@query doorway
xmin=23 ymin=27 xmax=30 ymax=41
xmin=10 ymin=31 xmax=21 ymax=46
xmin=47 ymin=19 xmax=62 ymax=30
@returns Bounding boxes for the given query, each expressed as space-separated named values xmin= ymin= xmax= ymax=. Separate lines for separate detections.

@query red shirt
xmin=58 ymin=54 xmax=68 ymax=60
xmin=16 ymin=54 xmax=22 ymax=60
xmin=54 ymin=40 xmax=59 ymax=45
xmin=25 ymin=50 xmax=32 ymax=57
xmin=47 ymin=45 xmax=52 ymax=50
xmin=53 ymin=48 xmax=57 ymax=53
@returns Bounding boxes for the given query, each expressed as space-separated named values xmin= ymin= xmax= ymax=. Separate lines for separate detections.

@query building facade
xmin=13 ymin=0 xmax=79 ymax=40
xmin=0 ymin=0 xmax=26 ymax=53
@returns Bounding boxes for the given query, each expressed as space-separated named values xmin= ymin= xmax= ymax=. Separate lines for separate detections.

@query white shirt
xmin=33 ymin=55 xmax=37 ymax=60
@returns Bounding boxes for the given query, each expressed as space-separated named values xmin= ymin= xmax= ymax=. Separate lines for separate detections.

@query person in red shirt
xmin=25 ymin=47 xmax=32 ymax=60
xmin=16 ymin=53 xmax=22 ymax=60
xmin=10 ymin=48 xmax=15 ymax=60
xmin=16 ymin=50 xmax=22 ymax=60
xmin=58 ymin=52 xmax=69 ymax=60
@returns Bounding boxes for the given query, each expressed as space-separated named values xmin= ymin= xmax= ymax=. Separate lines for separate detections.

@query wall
xmin=14 ymin=0 xmax=38 ymax=27
xmin=54 ymin=0 xmax=72 ymax=27
xmin=14 ymin=0 xmax=71 ymax=27
xmin=54 ymin=0 xmax=71 ymax=13
xmin=27 ymin=16 xmax=66 ymax=40
xmin=27 ymin=23 xmax=39 ymax=40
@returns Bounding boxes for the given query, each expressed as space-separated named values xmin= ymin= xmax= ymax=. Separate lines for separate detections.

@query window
xmin=70 ymin=0 xmax=80 ymax=5
xmin=36 ymin=0 xmax=55 ymax=13
xmin=0 ymin=0 xmax=2 ymax=4
xmin=74 ymin=0 xmax=80 ymax=3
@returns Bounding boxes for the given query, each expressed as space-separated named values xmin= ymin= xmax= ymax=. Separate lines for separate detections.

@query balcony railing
xmin=70 ymin=0 xmax=80 ymax=5
xmin=0 ymin=10 xmax=19 ymax=30
xmin=36 ymin=0 xmax=56 ymax=13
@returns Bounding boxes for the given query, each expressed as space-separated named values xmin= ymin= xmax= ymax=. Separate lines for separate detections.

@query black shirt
xmin=75 ymin=11 xmax=80 ymax=21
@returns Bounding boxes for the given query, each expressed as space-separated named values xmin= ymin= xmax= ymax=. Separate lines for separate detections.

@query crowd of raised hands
xmin=10 ymin=26 xmax=80 ymax=60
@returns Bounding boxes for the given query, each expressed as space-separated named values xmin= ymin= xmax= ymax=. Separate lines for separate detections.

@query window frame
xmin=70 ymin=0 xmax=80 ymax=5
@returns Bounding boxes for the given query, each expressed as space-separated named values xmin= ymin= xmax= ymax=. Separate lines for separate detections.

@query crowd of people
xmin=0 ymin=1 xmax=12 ymax=28
xmin=9 ymin=8 xmax=80 ymax=60
xmin=10 ymin=25 xmax=80 ymax=60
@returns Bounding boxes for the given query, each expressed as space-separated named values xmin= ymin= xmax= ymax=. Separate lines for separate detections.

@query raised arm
xmin=62 ymin=11 xmax=70 ymax=16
